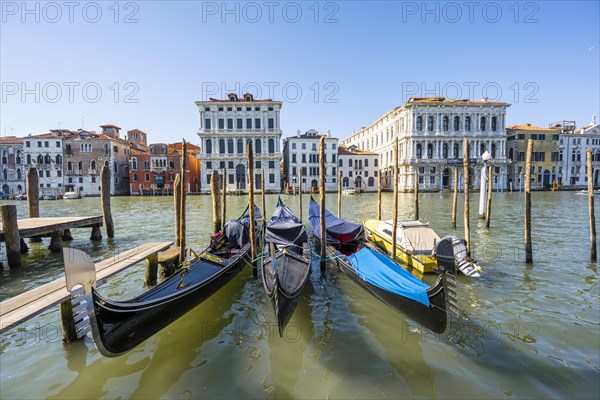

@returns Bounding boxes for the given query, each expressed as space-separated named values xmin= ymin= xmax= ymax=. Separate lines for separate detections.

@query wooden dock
xmin=0 ymin=216 xmax=103 ymax=240
xmin=0 ymin=241 xmax=173 ymax=334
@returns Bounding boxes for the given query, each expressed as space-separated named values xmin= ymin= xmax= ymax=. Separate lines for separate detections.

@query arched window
xmin=427 ymin=116 xmax=434 ymax=131
xmin=442 ymin=143 xmax=448 ymax=158
xmin=454 ymin=116 xmax=460 ymax=131
xmin=364 ymin=158 xmax=369 ymax=167
xmin=453 ymin=143 xmax=459 ymax=158
xmin=268 ymin=138 xmax=275 ymax=153
xmin=228 ymin=139 xmax=234 ymax=154
xmin=78 ymin=161 xmax=83 ymax=171
xmin=491 ymin=143 xmax=497 ymax=158
xmin=104 ymin=143 xmax=109 ymax=155
xmin=509 ymin=148 xmax=514 ymax=161
xmin=91 ymin=160 xmax=96 ymax=171
xmin=443 ymin=116 xmax=449 ymax=131
xmin=67 ymin=161 xmax=72 ymax=171
xmin=465 ymin=116 xmax=472 ymax=131
xmin=427 ymin=143 xmax=434 ymax=158
xmin=2 ymin=169 xmax=6 ymax=180
xmin=349 ymin=159 xmax=353 ymax=167
xmin=131 ymin=158 xmax=137 ymax=170
xmin=491 ymin=116 xmax=497 ymax=131
xmin=37 ymin=155 xmax=43 ymax=164
xmin=66 ymin=144 xmax=71 ymax=155
xmin=17 ymin=169 xmax=21 ymax=180
xmin=44 ymin=154 xmax=51 ymax=164
xmin=416 ymin=116 xmax=423 ymax=131
xmin=219 ymin=139 xmax=225 ymax=153
xmin=368 ymin=177 xmax=375 ymax=187
xmin=56 ymin=154 xmax=62 ymax=164
xmin=237 ymin=139 xmax=243 ymax=153
xmin=255 ymin=138 xmax=262 ymax=154
xmin=480 ymin=116 xmax=486 ymax=131
xmin=416 ymin=143 xmax=422 ymax=159
xmin=27 ymin=154 xmax=31 ymax=164
xmin=206 ymin=139 xmax=212 ymax=154
xmin=339 ymin=159 xmax=343 ymax=167
xmin=480 ymin=143 xmax=486 ymax=157
xmin=1 ymin=150 xmax=6 ymax=164
xmin=16 ymin=150 xmax=21 ymax=164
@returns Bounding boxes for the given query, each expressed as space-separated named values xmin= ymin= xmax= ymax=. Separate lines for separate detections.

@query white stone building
xmin=338 ymin=145 xmax=379 ymax=192
xmin=282 ymin=129 xmax=338 ymax=193
xmin=559 ymin=116 xmax=600 ymax=188
xmin=22 ymin=132 xmax=64 ymax=195
xmin=342 ymin=97 xmax=511 ymax=191
xmin=196 ymin=93 xmax=282 ymax=193
xmin=0 ymin=136 xmax=25 ymax=196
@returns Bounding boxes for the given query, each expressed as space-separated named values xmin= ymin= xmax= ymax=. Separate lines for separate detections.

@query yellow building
xmin=506 ymin=123 xmax=561 ymax=189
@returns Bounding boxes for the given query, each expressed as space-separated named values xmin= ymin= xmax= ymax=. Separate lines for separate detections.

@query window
xmin=302 ymin=154 xmax=306 ymax=163
xmin=228 ymin=139 xmax=234 ymax=154
xmin=338 ymin=159 xmax=343 ymax=167
xmin=26 ymin=141 xmax=30 ymax=147
xmin=430 ymin=176 xmax=435 ymax=184
xmin=227 ymin=119 xmax=233 ymax=129
xmin=205 ymin=119 xmax=211 ymax=129
xmin=227 ymin=107 xmax=232 ymax=111
xmin=255 ymin=118 xmax=261 ymax=129
xmin=218 ymin=107 xmax=223 ymax=111
xmin=133 ymin=173 xmax=138 ymax=182
xmin=416 ymin=144 xmax=422 ymax=159
xmin=312 ymin=143 xmax=317 ymax=151
xmin=442 ymin=144 xmax=448 ymax=158
xmin=236 ymin=119 xmax=242 ymax=129
xmin=427 ymin=144 xmax=433 ymax=158
xmin=292 ymin=143 xmax=296 ymax=150
xmin=169 ymin=160 xmax=174 ymax=169
xmin=268 ymin=118 xmax=274 ymax=129
xmin=416 ymin=116 xmax=423 ymax=131
xmin=205 ymin=107 xmax=210 ymax=111
xmin=465 ymin=116 xmax=472 ymax=131
xmin=218 ymin=119 xmax=224 ymax=129
xmin=255 ymin=107 xmax=260 ymax=111
xmin=480 ymin=116 xmax=486 ymax=131
xmin=292 ymin=154 xmax=297 ymax=163
xmin=91 ymin=160 xmax=96 ymax=171
xmin=349 ymin=159 xmax=353 ymax=167
xmin=292 ymin=166 xmax=297 ymax=176
xmin=207 ymin=161 xmax=212 ymax=169
xmin=46 ymin=170 xmax=50 ymax=177
xmin=246 ymin=118 xmax=252 ymax=129
xmin=237 ymin=139 xmax=244 ymax=153
xmin=229 ymin=174 xmax=234 ymax=184
xmin=269 ymin=161 xmax=275 ymax=169
xmin=454 ymin=116 xmax=460 ymax=131
xmin=228 ymin=161 xmax=234 ymax=169
xmin=37 ymin=141 xmax=42 ymax=147
xmin=443 ymin=116 xmax=449 ymax=131
xmin=236 ymin=107 xmax=242 ymax=111
xmin=220 ymin=161 xmax=225 ymax=169
xmin=219 ymin=139 xmax=225 ymax=153
xmin=374 ymin=159 xmax=378 ymax=167
xmin=44 ymin=141 xmax=49 ymax=147
xmin=268 ymin=139 xmax=275 ymax=153
xmin=364 ymin=159 xmax=369 ymax=167
xmin=491 ymin=116 xmax=497 ymax=131
xmin=427 ymin=116 xmax=434 ymax=131
xmin=145 ymin=173 xmax=150 ymax=182
xmin=206 ymin=139 xmax=212 ymax=154
xmin=255 ymin=139 xmax=262 ymax=153
xmin=269 ymin=174 xmax=275 ymax=184
xmin=301 ymin=143 xmax=306 ymax=150
xmin=78 ymin=161 xmax=83 ymax=171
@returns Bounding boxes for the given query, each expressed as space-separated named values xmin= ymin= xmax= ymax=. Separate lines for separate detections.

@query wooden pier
xmin=0 ymin=241 xmax=173 ymax=335
xmin=0 ymin=216 xmax=103 ymax=241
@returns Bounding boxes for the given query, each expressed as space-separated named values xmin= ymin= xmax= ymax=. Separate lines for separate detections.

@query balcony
xmin=198 ymin=128 xmax=282 ymax=135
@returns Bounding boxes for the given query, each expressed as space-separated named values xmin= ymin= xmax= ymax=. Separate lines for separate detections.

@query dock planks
xmin=0 ymin=216 xmax=103 ymax=241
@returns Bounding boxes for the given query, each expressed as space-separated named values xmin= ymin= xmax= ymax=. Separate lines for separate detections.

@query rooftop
xmin=506 ymin=123 xmax=560 ymax=131
xmin=338 ymin=145 xmax=378 ymax=156
xmin=406 ymin=97 xmax=510 ymax=106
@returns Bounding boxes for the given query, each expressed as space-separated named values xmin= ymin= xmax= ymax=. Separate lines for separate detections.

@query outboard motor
xmin=445 ymin=235 xmax=480 ymax=277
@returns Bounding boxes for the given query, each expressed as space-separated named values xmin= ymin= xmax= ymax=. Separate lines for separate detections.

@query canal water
xmin=1 ymin=192 xmax=598 ymax=399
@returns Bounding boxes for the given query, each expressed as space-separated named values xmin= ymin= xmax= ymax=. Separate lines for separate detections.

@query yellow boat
xmin=363 ymin=219 xmax=481 ymax=277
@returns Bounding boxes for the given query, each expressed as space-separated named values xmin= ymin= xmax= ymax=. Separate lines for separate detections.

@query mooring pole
xmin=26 ymin=167 xmax=41 ymax=243
xmin=377 ymin=167 xmax=382 ymax=220
xmin=174 ymin=173 xmax=181 ymax=247
xmin=452 ymin=167 xmax=458 ymax=228
xmin=298 ymin=172 xmax=303 ymax=222
xmin=222 ymin=167 xmax=227 ymax=229
xmin=210 ymin=170 xmax=221 ymax=234
xmin=587 ymin=148 xmax=597 ymax=261
xmin=338 ymin=169 xmax=342 ymax=218
xmin=414 ymin=170 xmax=419 ymax=220
xmin=261 ymin=168 xmax=266 ymax=221
xmin=319 ymin=136 xmax=327 ymax=271
xmin=524 ymin=139 xmax=533 ymax=263
xmin=179 ymin=140 xmax=187 ymax=265
xmin=392 ymin=138 xmax=399 ymax=259
xmin=486 ymin=166 xmax=493 ymax=228
xmin=463 ymin=138 xmax=470 ymax=253
xmin=1 ymin=205 xmax=21 ymax=268
xmin=100 ymin=166 xmax=114 ymax=238
xmin=247 ymin=141 xmax=257 ymax=276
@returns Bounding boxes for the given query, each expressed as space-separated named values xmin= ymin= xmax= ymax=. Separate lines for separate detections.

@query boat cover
xmin=384 ymin=221 xmax=440 ymax=253
xmin=309 ymin=198 xmax=364 ymax=245
xmin=265 ymin=197 xmax=307 ymax=249
xmin=224 ymin=219 xmax=249 ymax=248
xmin=348 ymin=247 xmax=430 ymax=307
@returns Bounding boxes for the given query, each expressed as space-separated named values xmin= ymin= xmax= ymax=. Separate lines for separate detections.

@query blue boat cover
xmin=265 ymin=197 xmax=307 ymax=249
xmin=308 ymin=198 xmax=364 ymax=245
xmin=348 ymin=247 xmax=430 ymax=307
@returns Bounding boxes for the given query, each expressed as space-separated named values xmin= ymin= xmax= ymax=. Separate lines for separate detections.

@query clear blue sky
xmin=1 ymin=1 xmax=598 ymax=145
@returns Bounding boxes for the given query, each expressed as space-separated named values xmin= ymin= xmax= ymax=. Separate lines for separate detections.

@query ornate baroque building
xmin=342 ymin=97 xmax=511 ymax=191
xmin=195 ymin=93 xmax=282 ymax=193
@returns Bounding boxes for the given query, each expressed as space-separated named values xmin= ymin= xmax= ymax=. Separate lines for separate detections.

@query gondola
xmin=63 ymin=205 xmax=262 ymax=357
xmin=262 ymin=197 xmax=311 ymax=337
xmin=308 ymin=197 xmax=459 ymax=333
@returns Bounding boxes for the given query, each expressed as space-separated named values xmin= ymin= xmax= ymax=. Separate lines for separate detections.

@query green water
xmin=1 ymin=192 xmax=598 ymax=399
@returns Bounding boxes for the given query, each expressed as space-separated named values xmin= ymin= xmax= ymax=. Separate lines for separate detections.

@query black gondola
xmin=262 ymin=197 xmax=311 ymax=336
xmin=63 ymin=206 xmax=262 ymax=357
xmin=309 ymin=197 xmax=459 ymax=334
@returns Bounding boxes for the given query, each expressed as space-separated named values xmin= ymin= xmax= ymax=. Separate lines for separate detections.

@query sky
xmin=1 ymin=0 xmax=599 ymax=146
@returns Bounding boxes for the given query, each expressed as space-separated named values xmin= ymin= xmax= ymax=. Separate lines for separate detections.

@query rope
xmin=310 ymin=249 xmax=345 ymax=262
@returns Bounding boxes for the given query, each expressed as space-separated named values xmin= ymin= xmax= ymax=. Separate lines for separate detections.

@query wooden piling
xmin=247 ymin=141 xmax=257 ymax=276
xmin=452 ymin=168 xmax=458 ymax=228
xmin=144 ymin=252 xmax=159 ymax=286
xmin=48 ymin=231 xmax=62 ymax=252
xmin=62 ymin=229 xmax=73 ymax=241
xmin=222 ymin=168 xmax=227 ymax=229
xmin=19 ymin=238 xmax=28 ymax=253
xmin=27 ymin=168 xmax=41 ymax=243
xmin=463 ymin=138 xmax=470 ymax=253
xmin=524 ymin=139 xmax=533 ymax=263
xmin=392 ymin=138 xmax=399 ymax=260
xmin=174 ymin=173 xmax=181 ymax=246
xmin=210 ymin=170 xmax=221 ymax=234
xmin=60 ymin=299 xmax=78 ymax=343
xmin=298 ymin=171 xmax=303 ymax=222
xmin=377 ymin=168 xmax=382 ymax=220
xmin=414 ymin=170 xmax=419 ymax=220
xmin=486 ymin=166 xmax=493 ymax=228
xmin=261 ymin=168 xmax=266 ymax=221
xmin=1 ymin=205 xmax=21 ymax=268
xmin=100 ymin=166 xmax=114 ymax=238
xmin=319 ymin=136 xmax=327 ymax=270
xmin=587 ymin=148 xmax=597 ymax=261
xmin=179 ymin=140 xmax=187 ymax=265
xmin=338 ymin=169 xmax=342 ymax=218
